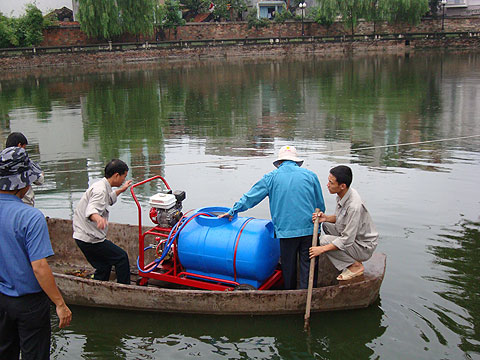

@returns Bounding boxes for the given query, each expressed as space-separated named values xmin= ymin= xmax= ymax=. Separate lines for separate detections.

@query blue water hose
xmin=136 ymin=245 xmax=160 ymax=274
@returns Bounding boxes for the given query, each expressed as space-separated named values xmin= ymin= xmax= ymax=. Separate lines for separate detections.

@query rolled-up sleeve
xmin=228 ymin=177 xmax=269 ymax=216
xmin=109 ymin=191 xmax=117 ymax=206
xmin=33 ymin=173 xmax=45 ymax=186
xmin=312 ymin=174 xmax=325 ymax=212
xmin=85 ymin=189 xmax=107 ymax=219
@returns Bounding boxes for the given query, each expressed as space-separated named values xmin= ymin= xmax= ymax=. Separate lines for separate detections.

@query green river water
xmin=1 ymin=51 xmax=479 ymax=359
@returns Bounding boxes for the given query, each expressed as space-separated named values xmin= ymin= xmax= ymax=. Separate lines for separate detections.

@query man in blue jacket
xmin=220 ymin=145 xmax=325 ymax=290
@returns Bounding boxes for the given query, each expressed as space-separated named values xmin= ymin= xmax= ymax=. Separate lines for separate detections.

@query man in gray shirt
xmin=309 ymin=165 xmax=378 ymax=281
xmin=73 ymin=159 xmax=133 ymax=284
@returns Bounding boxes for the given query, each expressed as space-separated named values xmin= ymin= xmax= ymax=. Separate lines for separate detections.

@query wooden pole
xmin=304 ymin=208 xmax=320 ymax=331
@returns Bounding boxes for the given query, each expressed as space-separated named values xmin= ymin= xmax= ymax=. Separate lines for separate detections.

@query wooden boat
xmin=46 ymin=217 xmax=386 ymax=315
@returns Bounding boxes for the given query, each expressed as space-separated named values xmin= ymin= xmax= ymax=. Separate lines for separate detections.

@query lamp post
xmin=441 ymin=0 xmax=447 ymax=31
xmin=299 ymin=2 xmax=306 ymax=37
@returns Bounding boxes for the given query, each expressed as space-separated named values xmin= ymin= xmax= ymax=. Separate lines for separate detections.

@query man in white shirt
xmin=73 ymin=159 xmax=133 ymax=284
xmin=309 ymin=165 xmax=378 ymax=281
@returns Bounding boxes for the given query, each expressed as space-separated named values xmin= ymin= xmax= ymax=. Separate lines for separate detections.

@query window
xmin=446 ymin=0 xmax=467 ymax=7
xmin=257 ymin=2 xmax=286 ymax=19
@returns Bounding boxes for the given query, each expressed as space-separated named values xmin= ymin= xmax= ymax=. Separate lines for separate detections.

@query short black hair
xmin=6 ymin=132 xmax=28 ymax=148
xmin=330 ymin=165 xmax=353 ymax=188
xmin=104 ymin=159 xmax=129 ymax=178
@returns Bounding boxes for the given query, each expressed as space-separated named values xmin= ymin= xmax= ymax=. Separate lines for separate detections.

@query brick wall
xmin=41 ymin=22 xmax=94 ymax=46
xmin=41 ymin=17 xmax=480 ymax=46
xmin=167 ymin=17 xmax=480 ymax=40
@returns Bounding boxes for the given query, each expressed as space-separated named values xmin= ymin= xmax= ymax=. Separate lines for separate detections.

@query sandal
xmin=336 ymin=268 xmax=364 ymax=281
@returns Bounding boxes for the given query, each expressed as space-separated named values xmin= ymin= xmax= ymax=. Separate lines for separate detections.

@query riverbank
xmin=0 ymin=33 xmax=479 ymax=71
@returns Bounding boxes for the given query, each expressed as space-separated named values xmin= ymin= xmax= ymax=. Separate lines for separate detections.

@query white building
xmin=445 ymin=0 xmax=480 ymax=16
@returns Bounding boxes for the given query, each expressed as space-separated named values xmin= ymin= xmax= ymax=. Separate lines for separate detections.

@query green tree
xmin=314 ymin=0 xmax=338 ymax=28
xmin=314 ymin=0 xmax=429 ymax=32
xmin=0 ymin=5 xmax=51 ymax=49
xmin=379 ymin=0 xmax=429 ymax=24
xmin=314 ymin=0 xmax=368 ymax=35
xmin=77 ymin=0 xmax=123 ymax=40
xmin=16 ymin=4 xmax=45 ymax=46
xmin=337 ymin=0 xmax=368 ymax=36
xmin=78 ymin=0 xmax=160 ymax=40
xmin=212 ymin=0 xmax=247 ymax=21
xmin=230 ymin=0 xmax=248 ymax=20
xmin=156 ymin=0 xmax=186 ymax=32
xmin=117 ymin=0 xmax=155 ymax=37
xmin=181 ymin=0 xmax=209 ymax=16
xmin=0 ymin=13 xmax=18 ymax=47
xmin=212 ymin=0 xmax=230 ymax=21
xmin=363 ymin=0 xmax=385 ymax=33
xmin=274 ymin=5 xmax=294 ymax=23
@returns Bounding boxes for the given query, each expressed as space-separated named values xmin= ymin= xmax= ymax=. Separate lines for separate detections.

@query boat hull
xmin=46 ymin=217 xmax=386 ymax=315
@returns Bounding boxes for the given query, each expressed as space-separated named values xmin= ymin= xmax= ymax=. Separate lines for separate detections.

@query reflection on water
xmin=426 ymin=220 xmax=480 ymax=357
xmin=1 ymin=52 xmax=480 ymax=359
xmin=1 ymin=53 xmax=479 ymax=184
xmin=51 ymin=304 xmax=386 ymax=360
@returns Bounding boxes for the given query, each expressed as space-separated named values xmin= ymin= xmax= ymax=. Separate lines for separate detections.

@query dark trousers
xmin=280 ymin=235 xmax=318 ymax=290
xmin=0 ymin=291 xmax=51 ymax=360
xmin=75 ymin=239 xmax=131 ymax=284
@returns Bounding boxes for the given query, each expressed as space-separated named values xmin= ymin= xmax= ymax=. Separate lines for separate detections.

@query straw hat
xmin=0 ymin=147 xmax=42 ymax=191
xmin=273 ymin=145 xmax=304 ymax=168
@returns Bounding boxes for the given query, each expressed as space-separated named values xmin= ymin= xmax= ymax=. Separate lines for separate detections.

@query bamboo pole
xmin=304 ymin=208 xmax=320 ymax=331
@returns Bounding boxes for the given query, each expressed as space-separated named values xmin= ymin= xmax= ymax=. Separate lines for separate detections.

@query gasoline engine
xmin=148 ymin=189 xmax=186 ymax=228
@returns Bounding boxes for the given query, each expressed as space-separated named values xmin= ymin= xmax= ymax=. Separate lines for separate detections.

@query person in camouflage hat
xmin=0 ymin=146 xmax=72 ymax=359
xmin=4 ymin=132 xmax=45 ymax=206
xmin=0 ymin=146 xmax=43 ymax=192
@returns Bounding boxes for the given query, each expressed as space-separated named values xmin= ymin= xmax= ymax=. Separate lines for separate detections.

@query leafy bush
xmin=211 ymin=0 xmax=248 ymax=21
xmin=155 ymin=0 xmax=186 ymax=30
xmin=0 ymin=5 xmax=47 ymax=48
xmin=0 ymin=14 xmax=18 ymax=48
xmin=273 ymin=5 xmax=293 ymax=23
xmin=17 ymin=4 xmax=45 ymax=46
xmin=247 ymin=8 xmax=270 ymax=29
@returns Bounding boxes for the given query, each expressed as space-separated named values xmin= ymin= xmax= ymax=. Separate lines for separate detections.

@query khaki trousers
xmin=320 ymin=222 xmax=376 ymax=271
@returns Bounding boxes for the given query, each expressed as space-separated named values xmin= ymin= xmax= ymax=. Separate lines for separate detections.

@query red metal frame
xmin=131 ymin=176 xmax=283 ymax=291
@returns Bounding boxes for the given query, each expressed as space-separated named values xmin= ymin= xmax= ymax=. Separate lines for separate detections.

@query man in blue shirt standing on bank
xmin=0 ymin=146 xmax=72 ymax=360
xmin=220 ymin=145 xmax=325 ymax=290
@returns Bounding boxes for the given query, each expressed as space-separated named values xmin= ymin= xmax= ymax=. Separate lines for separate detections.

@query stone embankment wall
xmin=40 ymin=17 xmax=480 ymax=46
xmin=2 ymin=37 xmax=479 ymax=70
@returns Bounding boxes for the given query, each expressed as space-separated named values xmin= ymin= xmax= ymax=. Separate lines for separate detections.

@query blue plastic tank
xmin=177 ymin=206 xmax=280 ymax=289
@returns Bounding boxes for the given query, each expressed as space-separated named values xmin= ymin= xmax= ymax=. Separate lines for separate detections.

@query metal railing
xmin=0 ymin=31 xmax=479 ymax=57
